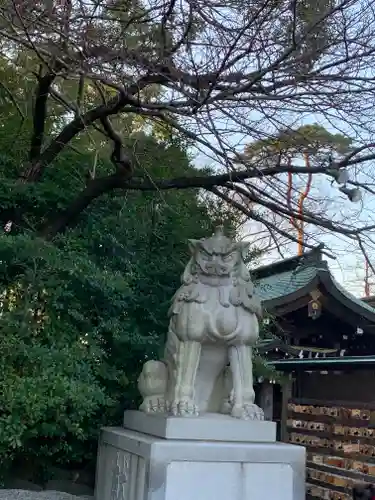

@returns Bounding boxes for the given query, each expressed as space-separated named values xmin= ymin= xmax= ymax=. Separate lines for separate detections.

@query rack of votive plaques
xmin=287 ymin=399 xmax=375 ymax=500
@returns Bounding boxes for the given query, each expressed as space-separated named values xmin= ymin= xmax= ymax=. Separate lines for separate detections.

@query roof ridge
xmin=252 ymin=244 xmax=324 ymax=279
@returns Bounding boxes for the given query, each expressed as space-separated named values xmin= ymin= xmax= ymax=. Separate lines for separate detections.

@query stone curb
xmin=0 ymin=491 xmax=94 ymax=500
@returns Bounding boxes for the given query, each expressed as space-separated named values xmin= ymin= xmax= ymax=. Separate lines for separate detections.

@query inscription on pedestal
xmin=110 ymin=450 xmax=131 ymax=500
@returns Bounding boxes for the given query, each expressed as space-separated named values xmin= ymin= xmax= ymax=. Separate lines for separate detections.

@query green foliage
xmin=253 ymin=315 xmax=285 ymax=384
xmin=284 ymin=0 xmax=337 ymax=73
xmin=0 ymin=236 xmax=117 ymax=477
xmin=0 ymin=119 xmax=233 ymax=475
xmin=244 ymin=123 xmax=352 ymax=163
xmin=0 ymin=53 xmax=247 ymax=478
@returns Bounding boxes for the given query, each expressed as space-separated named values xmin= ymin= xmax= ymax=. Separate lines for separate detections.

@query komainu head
xmin=185 ymin=226 xmax=251 ymax=281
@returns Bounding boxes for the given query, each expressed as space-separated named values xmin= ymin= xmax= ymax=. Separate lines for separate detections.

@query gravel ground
xmin=0 ymin=492 xmax=94 ymax=500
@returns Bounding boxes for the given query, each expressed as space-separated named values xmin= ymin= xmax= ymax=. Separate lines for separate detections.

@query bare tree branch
xmin=29 ymin=67 xmax=58 ymax=162
xmin=21 ymin=74 xmax=165 ymax=181
xmin=1 ymin=0 xmax=375 ymax=263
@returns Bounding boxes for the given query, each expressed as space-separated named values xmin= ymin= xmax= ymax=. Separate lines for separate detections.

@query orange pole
xmin=287 ymin=159 xmax=299 ymax=231
xmin=296 ymin=153 xmax=313 ymax=255
xmin=288 ymin=153 xmax=312 ymax=255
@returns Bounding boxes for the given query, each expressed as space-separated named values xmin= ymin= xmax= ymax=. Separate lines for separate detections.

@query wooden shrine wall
xmin=287 ymin=398 xmax=375 ymax=500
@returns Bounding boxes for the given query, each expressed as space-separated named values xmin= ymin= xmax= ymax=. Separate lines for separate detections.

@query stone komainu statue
xmin=138 ymin=226 xmax=264 ymax=420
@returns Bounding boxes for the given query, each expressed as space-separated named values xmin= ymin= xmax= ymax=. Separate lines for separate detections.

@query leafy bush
xmin=0 ymin=131 xmax=232 ymax=478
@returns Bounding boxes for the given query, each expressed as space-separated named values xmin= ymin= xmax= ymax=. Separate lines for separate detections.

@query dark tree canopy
xmin=0 ymin=107 xmax=238 ymax=476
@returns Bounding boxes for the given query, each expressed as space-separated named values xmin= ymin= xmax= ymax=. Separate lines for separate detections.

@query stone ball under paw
xmin=138 ymin=360 xmax=168 ymax=397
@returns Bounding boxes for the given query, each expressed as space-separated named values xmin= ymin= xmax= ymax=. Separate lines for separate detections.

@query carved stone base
xmin=95 ymin=426 xmax=305 ymax=500
xmin=123 ymin=410 xmax=276 ymax=442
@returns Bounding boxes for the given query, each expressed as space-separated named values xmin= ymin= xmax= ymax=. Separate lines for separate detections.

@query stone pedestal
xmin=95 ymin=412 xmax=305 ymax=500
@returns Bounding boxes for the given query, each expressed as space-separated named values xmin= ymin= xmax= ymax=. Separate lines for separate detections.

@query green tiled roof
xmin=254 ymin=265 xmax=318 ymax=302
xmin=252 ymin=249 xmax=375 ymax=319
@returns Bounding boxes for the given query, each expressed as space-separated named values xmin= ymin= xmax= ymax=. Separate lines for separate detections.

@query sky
xmin=191 ymin=131 xmax=374 ymax=299
xmin=169 ymin=0 xmax=375 ymax=299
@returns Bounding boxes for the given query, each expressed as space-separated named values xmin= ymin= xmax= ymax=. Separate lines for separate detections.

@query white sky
xmin=191 ymin=130 xmax=374 ymax=298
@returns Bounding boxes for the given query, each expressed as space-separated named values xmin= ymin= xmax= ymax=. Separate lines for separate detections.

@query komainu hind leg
xmin=220 ymin=366 xmax=234 ymax=415
xmin=138 ymin=360 xmax=167 ymax=414
xmin=229 ymin=345 xmax=264 ymax=420
xmin=170 ymin=340 xmax=201 ymax=416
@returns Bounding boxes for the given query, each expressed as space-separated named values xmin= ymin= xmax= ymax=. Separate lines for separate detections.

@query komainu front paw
xmin=231 ymin=403 xmax=264 ymax=421
xmin=170 ymin=398 xmax=199 ymax=417
xmin=139 ymin=396 xmax=166 ymax=414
